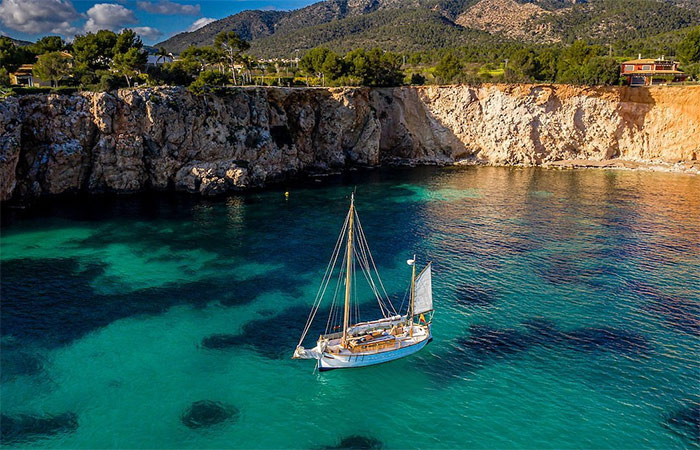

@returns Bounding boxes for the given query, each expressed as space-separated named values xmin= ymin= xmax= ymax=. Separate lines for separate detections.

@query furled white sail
xmin=293 ymin=345 xmax=323 ymax=360
xmin=413 ymin=263 xmax=433 ymax=315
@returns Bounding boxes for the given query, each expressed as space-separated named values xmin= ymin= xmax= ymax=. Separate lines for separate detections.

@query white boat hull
xmin=318 ymin=326 xmax=431 ymax=371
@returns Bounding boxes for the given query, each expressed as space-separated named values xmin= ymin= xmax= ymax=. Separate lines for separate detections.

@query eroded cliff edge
xmin=1 ymin=84 xmax=698 ymax=201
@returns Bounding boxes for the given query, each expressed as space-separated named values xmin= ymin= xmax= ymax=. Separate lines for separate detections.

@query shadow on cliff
xmin=371 ymin=88 xmax=470 ymax=163
xmin=609 ymin=86 xmax=657 ymax=160
xmin=11 ymin=94 xmax=97 ymax=200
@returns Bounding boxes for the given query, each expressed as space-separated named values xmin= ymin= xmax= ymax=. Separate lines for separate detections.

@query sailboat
xmin=293 ymin=193 xmax=434 ymax=371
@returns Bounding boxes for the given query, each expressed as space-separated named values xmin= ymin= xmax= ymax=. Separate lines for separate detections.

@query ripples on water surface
xmin=1 ymin=167 xmax=699 ymax=449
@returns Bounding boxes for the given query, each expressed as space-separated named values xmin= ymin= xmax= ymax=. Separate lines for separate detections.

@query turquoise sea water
xmin=1 ymin=167 xmax=699 ymax=449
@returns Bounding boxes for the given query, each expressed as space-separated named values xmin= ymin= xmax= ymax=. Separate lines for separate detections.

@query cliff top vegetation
xmin=1 ymin=25 xmax=699 ymax=95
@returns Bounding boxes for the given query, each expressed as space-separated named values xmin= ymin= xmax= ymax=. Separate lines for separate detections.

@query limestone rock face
xmin=0 ymin=97 xmax=21 ymax=201
xmin=175 ymin=159 xmax=248 ymax=196
xmin=416 ymin=84 xmax=700 ymax=165
xmin=1 ymin=84 xmax=698 ymax=201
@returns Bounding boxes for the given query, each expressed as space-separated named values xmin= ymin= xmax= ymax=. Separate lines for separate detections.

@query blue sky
xmin=0 ymin=0 xmax=314 ymax=45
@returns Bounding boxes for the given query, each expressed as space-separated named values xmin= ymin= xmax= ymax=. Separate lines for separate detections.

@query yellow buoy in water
xmin=284 ymin=191 xmax=290 ymax=199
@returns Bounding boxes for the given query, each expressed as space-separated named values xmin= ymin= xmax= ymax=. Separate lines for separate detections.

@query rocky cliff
xmin=1 ymin=84 xmax=698 ymax=201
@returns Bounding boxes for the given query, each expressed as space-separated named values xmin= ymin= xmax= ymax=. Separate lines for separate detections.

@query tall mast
xmin=341 ymin=193 xmax=355 ymax=347
xmin=409 ymin=254 xmax=416 ymax=337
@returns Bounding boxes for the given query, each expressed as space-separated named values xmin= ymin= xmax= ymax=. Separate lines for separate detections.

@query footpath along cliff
xmin=1 ymin=84 xmax=698 ymax=201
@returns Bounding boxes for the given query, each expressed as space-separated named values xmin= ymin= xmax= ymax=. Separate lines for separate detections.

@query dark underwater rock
xmin=0 ymin=340 xmax=45 ymax=382
xmin=181 ymin=400 xmax=239 ymax=429
xmin=460 ymin=324 xmax=533 ymax=356
xmin=521 ymin=317 xmax=562 ymax=343
xmin=322 ymin=435 xmax=384 ymax=449
xmin=201 ymin=334 xmax=241 ymax=349
xmin=630 ymin=280 xmax=700 ymax=337
xmin=0 ymin=412 xmax=78 ymax=444
xmin=0 ymin=257 xmax=263 ymax=349
xmin=537 ymin=254 xmax=584 ymax=285
xmin=462 ymin=321 xmax=649 ymax=357
xmin=455 ymin=284 xmax=498 ymax=307
xmin=664 ymin=403 xmax=700 ymax=443
xmin=563 ymin=326 xmax=649 ymax=353
xmin=202 ymin=304 xmax=332 ymax=359
xmin=2 ymin=253 xmax=309 ymax=350
xmin=428 ymin=318 xmax=652 ymax=385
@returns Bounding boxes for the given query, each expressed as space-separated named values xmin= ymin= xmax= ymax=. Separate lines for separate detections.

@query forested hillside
xmin=156 ymin=0 xmax=700 ymax=57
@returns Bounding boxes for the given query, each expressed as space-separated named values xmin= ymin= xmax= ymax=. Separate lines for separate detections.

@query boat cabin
xmin=347 ymin=331 xmax=397 ymax=353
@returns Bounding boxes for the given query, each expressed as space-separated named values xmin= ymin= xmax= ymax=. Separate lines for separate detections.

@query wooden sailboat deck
xmin=321 ymin=324 xmax=430 ymax=357
xmin=292 ymin=193 xmax=433 ymax=369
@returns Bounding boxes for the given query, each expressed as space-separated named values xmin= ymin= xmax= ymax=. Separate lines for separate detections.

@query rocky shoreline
xmin=1 ymin=84 xmax=698 ymax=202
xmin=542 ymin=159 xmax=700 ymax=174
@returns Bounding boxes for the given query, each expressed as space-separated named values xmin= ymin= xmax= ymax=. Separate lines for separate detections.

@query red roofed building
xmin=620 ymin=55 xmax=688 ymax=86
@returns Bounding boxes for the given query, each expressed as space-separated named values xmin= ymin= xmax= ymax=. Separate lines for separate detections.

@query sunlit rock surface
xmin=2 ymin=84 xmax=698 ymax=201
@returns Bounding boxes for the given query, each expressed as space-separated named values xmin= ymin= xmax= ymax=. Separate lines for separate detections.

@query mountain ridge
xmin=155 ymin=0 xmax=700 ymax=56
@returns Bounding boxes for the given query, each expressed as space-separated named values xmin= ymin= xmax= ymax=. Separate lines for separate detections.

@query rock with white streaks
xmin=1 ymin=84 xmax=698 ymax=202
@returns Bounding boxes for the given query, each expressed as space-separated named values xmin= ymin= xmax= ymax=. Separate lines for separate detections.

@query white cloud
xmin=0 ymin=0 xmax=80 ymax=35
xmin=137 ymin=0 xmax=199 ymax=15
xmin=84 ymin=3 xmax=137 ymax=32
xmin=186 ymin=17 xmax=216 ymax=32
xmin=130 ymin=26 xmax=162 ymax=41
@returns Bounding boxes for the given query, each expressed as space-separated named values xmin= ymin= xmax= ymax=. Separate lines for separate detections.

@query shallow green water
xmin=1 ymin=167 xmax=699 ymax=449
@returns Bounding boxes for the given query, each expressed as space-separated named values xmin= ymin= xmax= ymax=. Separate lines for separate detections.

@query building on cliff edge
xmin=8 ymin=64 xmax=50 ymax=87
xmin=620 ymin=55 xmax=688 ymax=86
xmin=9 ymin=52 xmax=73 ymax=87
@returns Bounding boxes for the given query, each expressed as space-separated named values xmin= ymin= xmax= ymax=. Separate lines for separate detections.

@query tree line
xmin=1 ymin=26 xmax=699 ymax=92
xmin=0 ymin=30 xmax=258 ymax=91
xmin=1 ymin=31 xmax=149 ymax=90
xmin=427 ymin=41 xmax=623 ymax=85
xmin=298 ymin=47 xmax=403 ymax=87
xmin=415 ymin=32 xmax=700 ymax=85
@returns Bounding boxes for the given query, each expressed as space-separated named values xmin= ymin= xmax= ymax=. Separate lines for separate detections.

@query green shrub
xmin=434 ymin=54 xmax=463 ymax=84
xmin=682 ymin=62 xmax=700 ymax=80
xmin=51 ymin=86 xmax=79 ymax=95
xmin=5 ymin=86 xmax=53 ymax=95
xmin=96 ymin=71 xmax=124 ymax=91
xmin=188 ymin=70 xmax=230 ymax=94
xmin=410 ymin=73 xmax=426 ymax=85
xmin=0 ymin=67 xmax=9 ymax=87
xmin=581 ymin=56 xmax=621 ymax=85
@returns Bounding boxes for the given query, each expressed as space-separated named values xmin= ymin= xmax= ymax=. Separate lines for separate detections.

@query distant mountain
xmin=156 ymin=0 xmax=700 ymax=57
xmin=156 ymin=10 xmax=288 ymax=52
xmin=3 ymin=36 xmax=34 ymax=47
xmin=157 ymin=0 xmax=423 ymax=54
